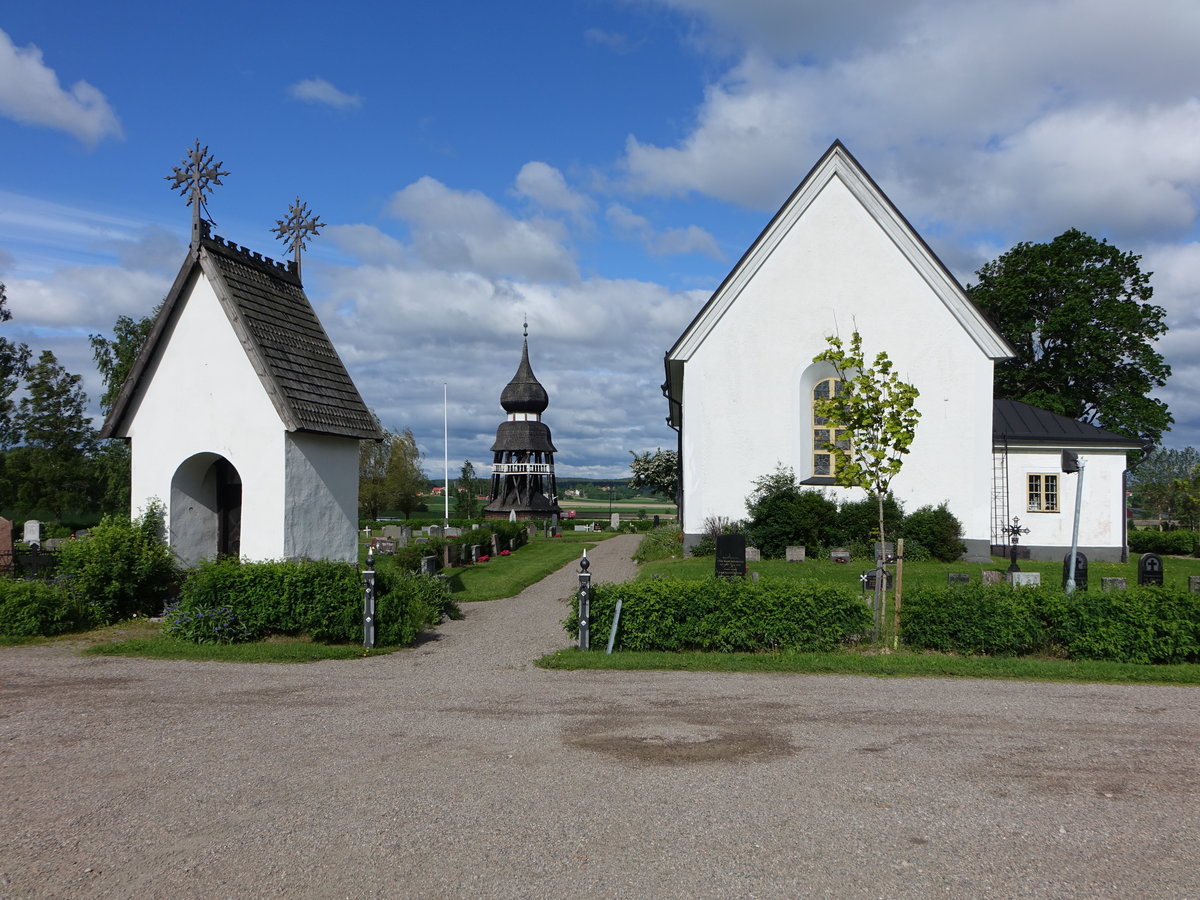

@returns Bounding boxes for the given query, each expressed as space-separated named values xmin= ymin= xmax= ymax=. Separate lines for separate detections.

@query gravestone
xmin=745 ymin=547 xmax=761 ymax=562
xmin=552 ymin=527 xmax=563 ymax=538
xmin=873 ymin=541 xmax=895 ymax=563
xmin=374 ymin=539 xmax=396 ymax=555
xmin=981 ymin=570 xmax=1003 ymax=586
xmin=574 ymin=525 xmax=590 ymax=532
xmin=1062 ymin=551 xmax=1088 ymax=591
xmin=1189 ymin=576 xmax=1200 ymax=593
xmin=420 ymin=556 xmax=438 ymax=576
xmin=429 ymin=526 xmax=444 ymax=539
xmin=446 ymin=527 xmax=461 ymax=538
xmin=491 ymin=534 xmax=500 ymax=556
xmin=0 ymin=517 xmax=12 ymax=574
xmin=611 ymin=513 xmax=620 ymax=530
xmin=472 ymin=524 xmax=479 ymax=531
xmin=1138 ymin=553 xmax=1164 ymax=587
xmin=443 ymin=544 xmax=455 ymax=568
xmin=509 ymin=510 xmax=517 ymax=523
xmin=948 ymin=573 xmax=970 ymax=586
xmin=400 ymin=526 xmax=412 ymax=547
xmin=472 ymin=545 xmax=481 ymax=563
xmin=527 ymin=524 xmax=537 ymax=539
xmin=862 ymin=570 xmax=893 ymax=591
xmin=1101 ymin=577 xmax=1127 ymax=592
xmin=830 ymin=548 xmax=850 ymax=564
xmin=550 ymin=514 xmax=559 ymax=532
xmin=1009 ymin=571 xmax=1041 ymax=588
xmin=715 ymin=533 xmax=746 ymax=578
xmin=382 ymin=525 xmax=405 ymax=540
xmin=785 ymin=546 xmax=806 ymax=562
xmin=23 ymin=520 xmax=40 ymax=546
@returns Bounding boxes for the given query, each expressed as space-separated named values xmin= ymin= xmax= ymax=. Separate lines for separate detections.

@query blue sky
xmin=2 ymin=0 xmax=1198 ymax=479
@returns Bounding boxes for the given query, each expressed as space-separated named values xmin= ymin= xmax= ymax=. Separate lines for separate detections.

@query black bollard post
xmin=577 ymin=550 xmax=592 ymax=651
xmin=363 ymin=546 xmax=376 ymax=649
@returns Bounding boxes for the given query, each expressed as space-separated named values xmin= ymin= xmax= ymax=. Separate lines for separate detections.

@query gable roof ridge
xmin=992 ymin=398 xmax=1142 ymax=448
xmin=666 ymin=140 xmax=1015 ymax=363
xmin=101 ymin=230 xmax=382 ymax=441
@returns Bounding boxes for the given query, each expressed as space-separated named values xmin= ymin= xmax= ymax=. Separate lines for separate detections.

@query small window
xmin=1028 ymin=473 xmax=1059 ymax=513
xmin=812 ymin=378 xmax=848 ymax=478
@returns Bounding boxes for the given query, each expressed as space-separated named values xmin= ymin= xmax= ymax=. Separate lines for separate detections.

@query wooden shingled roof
xmin=101 ymin=225 xmax=382 ymax=441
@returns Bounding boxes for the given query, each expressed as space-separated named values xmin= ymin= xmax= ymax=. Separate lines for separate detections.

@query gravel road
xmin=2 ymin=534 xmax=1198 ymax=898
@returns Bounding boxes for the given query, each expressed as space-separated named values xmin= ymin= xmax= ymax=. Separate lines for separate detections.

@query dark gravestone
xmin=1062 ymin=551 xmax=1088 ymax=591
xmin=862 ymin=570 xmax=893 ymax=591
xmin=653 ymin=515 xmax=660 ymax=528
xmin=420 ymin=555 xmax=438 ymax=576
xmin=948 ymin=573 xmax=970 ymax=586
xmin=715 ymin=533 xmax=746 ymax=579
xmin=873 ymin=542 xmax=895 ymax=564
xmin=1138 ymin=553 xmax=1164 ymax=586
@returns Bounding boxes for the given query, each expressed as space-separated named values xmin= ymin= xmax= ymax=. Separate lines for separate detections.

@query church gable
xmin=666 ymin=142 xmax=1011 ymax=392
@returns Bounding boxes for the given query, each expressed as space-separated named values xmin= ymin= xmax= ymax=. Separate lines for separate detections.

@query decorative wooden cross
xmin=165 ymin=140 xmax=229 ymax=239
xmin=271 ymin=196 xmax=324 ymax=279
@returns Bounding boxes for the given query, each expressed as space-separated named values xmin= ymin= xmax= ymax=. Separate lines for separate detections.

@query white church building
xmin=663 ymin=141 xmax=1139 ymax=562
xmin=101 ymin=221 xmax=381 ymax=565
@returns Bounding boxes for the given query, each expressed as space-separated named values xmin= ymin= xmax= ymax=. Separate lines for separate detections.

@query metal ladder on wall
xmin=991 ymin=438 xmax=1009 ymax=547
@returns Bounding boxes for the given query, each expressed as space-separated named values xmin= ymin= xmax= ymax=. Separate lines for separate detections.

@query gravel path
xmin=2 ymin=534 xmax=1199 ymax=898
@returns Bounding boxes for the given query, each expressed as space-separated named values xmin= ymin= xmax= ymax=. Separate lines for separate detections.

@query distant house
xmin=101 ymin=223 xmax=381 ymax=565
xmin=663 ymin=141 xmax=1136 ymax=562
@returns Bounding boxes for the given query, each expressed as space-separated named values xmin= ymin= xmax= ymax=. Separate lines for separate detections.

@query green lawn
xmin=637 ymin=552 xmax=1200 ymax=593
xmin=440 ymin=532 xmax=612 ymax=602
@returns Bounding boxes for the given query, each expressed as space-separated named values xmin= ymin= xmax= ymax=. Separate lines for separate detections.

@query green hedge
xmin=566 ymin=577 xmax=871 ymax=652
xmin=0 ymin=578 xmax=96 ymax=638
xmin=902 ymin=583 xmax=1200 ymax=664
xmin=1128 ymin=530 xmax=1198 ymax=556
xmin=167 ymin=558 xmax=453 ymax=645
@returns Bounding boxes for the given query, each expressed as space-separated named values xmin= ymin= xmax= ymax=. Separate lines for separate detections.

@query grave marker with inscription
xmin=1101 ymin=577 xmax=1126 ymax=592
xmin=1062 ymin=551 xmax=1088 ymax=591
xmin=948 ymin=573 xmax=970 ymax=586
xmin=785 ymin=546 xmax=806 ymax=562
xmin=23 ymin=520 xmax=40 ymax=546
xmin=715 ymin=534 xmax=746 ymax=578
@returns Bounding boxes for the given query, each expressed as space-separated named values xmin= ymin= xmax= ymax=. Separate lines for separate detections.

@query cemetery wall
xmin=678 ymin=173 xmax=994 ymax=560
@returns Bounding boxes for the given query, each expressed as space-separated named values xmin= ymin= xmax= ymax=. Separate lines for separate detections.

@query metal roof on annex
xmin=993 ymin=399 xmax=1141 ymax=448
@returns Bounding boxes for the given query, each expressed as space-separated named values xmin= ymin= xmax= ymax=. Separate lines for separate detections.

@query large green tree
xmin=360 ymin=423 xmax=427 ymax=520
xmin=90 ymin=306 xmax=158 ymax=416
xmin=967 ymin=229 xmax=1171 ymax=449
xmin=1130 ymin=446 xmax=1200 ymax=522
xmin=8 ymin=350 xmax=96 ymax=520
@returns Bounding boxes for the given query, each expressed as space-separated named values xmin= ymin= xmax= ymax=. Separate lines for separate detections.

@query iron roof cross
xmin=272 ymin=197 xmax=324 ymax=280
xmin=165 ymin=140 xmax=229 ymax=241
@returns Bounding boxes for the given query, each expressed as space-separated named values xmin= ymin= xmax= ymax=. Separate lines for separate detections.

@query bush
xmin=1128 ymin=530 xmax=1198 ymax=556
xmin=567 ymin=577 xmax=871 ymax=652
xmin=1038 ymin=588 xmax=1200 ymax=664
xmin=744 ymin=467 xmax=840 ymax=559
xmin=168 ymin=558 xmax=452 ymax=646
xmin=834 ymin=494 xmax=905 ymax=547
xmin=634 ymin=527 xmax=684 ymax=563
xmin=902 ymin=583 xmax=1048 ymax=656
xmin=55 ymin=503 xmax=180 ymax=624
xmin=901 ymin=504 xmax=967 ymax=562
xmin=0 ymin=578 xmax=96 ymax=638
xmin=902 ymin=583 xmax=1200 ymax=664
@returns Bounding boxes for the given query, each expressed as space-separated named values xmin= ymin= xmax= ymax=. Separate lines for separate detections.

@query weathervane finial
xmin=523 ymin=315 xmax=528 ymax=339
xmin=271 ymin=196 xmax=324 ymax=279
xmin=165 ymin=139 xmax=228 ymax=242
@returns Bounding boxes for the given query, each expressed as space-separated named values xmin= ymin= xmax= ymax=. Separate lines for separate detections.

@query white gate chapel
xmin=101 ymin=206 xmax=380 ymax=564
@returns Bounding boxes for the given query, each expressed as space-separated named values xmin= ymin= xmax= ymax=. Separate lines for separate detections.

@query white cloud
xmin=584 ymin=28 xmax=641 ymax=55
xmin=287 ymin=77 xmax=363 ymax=110
xmin=388 ymin=176 xmax=579 ymax=282
xmin=0 ymin=28 xmax=121 ymax=145
xmin=607 ymin=204 xmax=722 ymax=259
xmin=515 ymin=162 xmax=595 ymax=218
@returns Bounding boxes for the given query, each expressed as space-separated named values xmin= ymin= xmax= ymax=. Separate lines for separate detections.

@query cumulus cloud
xmin=515 ymin=162 xmax=595 ymax=218
xmin=388 ymin=176 xmax=579 ymax=282
xmin=0 ymin=28 xmax=122 ymax=145
xmin=607 ymin=204 xmax=722 ymax=259
xmin=287 ymin=77 xmax=363 ymax=110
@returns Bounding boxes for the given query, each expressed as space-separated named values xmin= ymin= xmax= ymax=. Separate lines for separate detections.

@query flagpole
xmin=443 ymin=382 xmax=450 ymax=527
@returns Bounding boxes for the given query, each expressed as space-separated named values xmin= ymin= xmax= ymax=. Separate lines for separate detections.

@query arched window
xmin=812 ymin=377 xmax=848 ymax=477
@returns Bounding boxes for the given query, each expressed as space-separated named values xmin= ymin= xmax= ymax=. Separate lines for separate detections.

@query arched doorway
xmin=170 ymin=453 xmax=242 ymax=565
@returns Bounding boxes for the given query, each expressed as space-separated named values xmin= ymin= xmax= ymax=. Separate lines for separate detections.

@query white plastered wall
xmin=123 ymin=272 xmax=288 ymax=563
xmin=284 ymin=432 xmax=359 ymax=563
xmin=680 ymin=173 xmax=995 ymax=548
xmin=1005 ymin=446 xmax=1129 ymax=560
